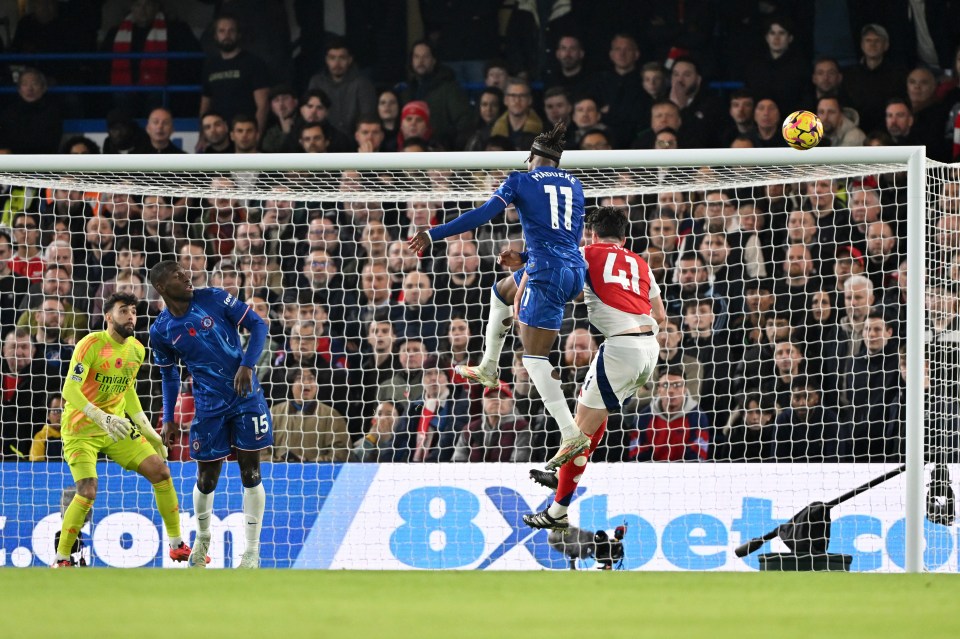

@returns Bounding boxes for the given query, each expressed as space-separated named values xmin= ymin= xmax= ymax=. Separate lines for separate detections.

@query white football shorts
xmin=579 ymin=334 xmax=660 ymax=412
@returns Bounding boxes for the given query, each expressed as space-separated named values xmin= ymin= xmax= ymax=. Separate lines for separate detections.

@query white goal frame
xmin=0 ymin=146 xmax=928 ymax=572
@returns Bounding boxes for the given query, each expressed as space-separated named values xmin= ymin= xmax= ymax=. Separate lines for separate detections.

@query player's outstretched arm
xmin=408 ymin=195 xmax=507 ymax=254
xmin=235 ymin=301 xmax=268 ymax=396
xmin=158 ymin=364 xmax=181 ymax=447
xmin=125 ymin=386 xmax=168 ymax=459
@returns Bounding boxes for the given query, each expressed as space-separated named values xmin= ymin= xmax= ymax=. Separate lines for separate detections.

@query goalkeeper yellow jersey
xmin=61 ymin=331 xmax=145 ymax=438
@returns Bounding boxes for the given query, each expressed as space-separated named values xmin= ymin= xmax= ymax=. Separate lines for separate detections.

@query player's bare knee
xmin=240 ymin=465 xmax=261 ymax=488
xmin=76 ymin=478 xmax=97 ymax=501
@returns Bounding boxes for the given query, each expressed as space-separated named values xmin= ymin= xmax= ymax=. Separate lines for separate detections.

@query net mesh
xmin=0 ymin=156 xmax=956 ymax=570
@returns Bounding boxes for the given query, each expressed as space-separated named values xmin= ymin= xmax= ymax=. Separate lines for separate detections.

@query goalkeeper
xmin=53 ymin=292 xmax=197 ymax=567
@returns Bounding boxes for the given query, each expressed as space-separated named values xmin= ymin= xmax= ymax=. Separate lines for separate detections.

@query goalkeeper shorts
xmin=62 ymin=431 xmax=155 ymax=482
xmin=579 ymin=334 xmax=660 ymax=412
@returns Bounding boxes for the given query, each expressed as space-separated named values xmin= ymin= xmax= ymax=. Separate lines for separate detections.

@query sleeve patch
xmin=73 ymin=363 xmax=84 ymax=375
xmin=70 ymin=375 xmax=82 ymax=382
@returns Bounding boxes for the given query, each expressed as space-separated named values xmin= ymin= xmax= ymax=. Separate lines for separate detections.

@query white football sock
xmin=523 ymin=355 xmax=579 ymax=440
xmin=193 ymin=485 xmax=214 ymax=536
xmin=243 ymin=483 xmax=266 ymax=554
xmin=547 ymin=502 xmax=568 ymax=518
xmin=479 ymin=290 xmax=513 ymax=373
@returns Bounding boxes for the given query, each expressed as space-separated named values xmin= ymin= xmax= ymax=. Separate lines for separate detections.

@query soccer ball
xmin=781 ymin=110 xmax=823 ymax=150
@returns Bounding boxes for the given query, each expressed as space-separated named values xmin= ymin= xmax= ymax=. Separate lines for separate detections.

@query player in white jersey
xmin=520 ymin=206 xmax=665 ymax=529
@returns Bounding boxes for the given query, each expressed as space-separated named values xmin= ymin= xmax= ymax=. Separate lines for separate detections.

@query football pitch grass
xmin=1 ymin=570 xmax=956 ymax=638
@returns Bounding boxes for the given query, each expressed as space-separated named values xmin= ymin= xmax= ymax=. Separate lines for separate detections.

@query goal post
xmin=0 ymin=147 xmax=947 ymax=571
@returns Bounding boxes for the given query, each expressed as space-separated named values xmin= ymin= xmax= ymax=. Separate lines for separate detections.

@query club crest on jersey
xmin=201 ymin=316 xmax=214 ymax=329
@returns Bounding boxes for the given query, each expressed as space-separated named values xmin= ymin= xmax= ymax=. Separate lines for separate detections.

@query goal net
xmin=0 ymin=148 xmax=952 ymax=571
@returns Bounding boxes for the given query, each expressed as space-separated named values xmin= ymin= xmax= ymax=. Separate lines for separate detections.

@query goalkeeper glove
xmin=82 ymin=404 xmax=133 ymax=442
xmin=132 ymin=412 xmax=168 ymax=460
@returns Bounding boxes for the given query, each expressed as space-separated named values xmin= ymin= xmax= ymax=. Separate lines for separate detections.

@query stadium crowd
xmin=1 ymin=1 xmax=960 ymax=465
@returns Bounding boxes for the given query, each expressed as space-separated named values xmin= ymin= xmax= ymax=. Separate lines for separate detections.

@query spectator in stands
xmin=23 ymin=296 xmax=72 ymax=376
xmin=390 ymin=270 xmax=445 ymax=353
xmin=345 ymin=312 xmax=398 ymax=434
xmin=1 ymin=326 xmax=54 ymax=458
xmin=400 ymin=40 xmax=473 ymax=150
xmin=9 ymin=213 xmax=44 ymax=284
xmin=307 ymin=37 xmax=377 ymax=136
xmin=199 ymin=111 xmax=233 ymax=153
xmin=0 ymin=233 xmax=30 ymax=337
xmin=259 ymin=86 xmax=297 ymax=153
xmin=139 ymin=194 xmax=176 ymax=264
xmin=845 ymin=24 xmax=908 ymax=134
xmin=682 ymin=297 xmax=733 ymax=423
xmin=906 ymin=66 xmax=952 ymax=161
xmin=720 ymin=90 xmax=756 ymax=148
xmin=490 ymin=77 xmax=543 ymax=150
xmin=232 ymin=221 xmax=265 ymax=259
xmin=665 ymin=252 xmax=709 ymax=318
xmin=101 ymin=192 xmax=143 ymax=240
xmin=344 ymin=260 xmax=394 ymax=348
xmin=80 ymin=216 xmax=116 ymax=289
xmin=668 ymin=57 xmax=726 ymax=148
xmin=272 ymin=318 xmax=347 ymax=411
xmin=29 ymin=394 xmax=64 ymax=462
xmin=454 ymin=381 xmax=531 ymax=463
xmin=230 ymin=115 xmax=259 ymax=154
xmin=377 ymin=89 xmax=401 ymax=152
xmin=796 ymin=289 xmax=844 ymax=410
xmin=354 ymin=116 xmax=386 ymax=153
xmin=482 ymin=59 xmax=509 ymax=92
xmin=840 ymin=274 xmax=875 ymax=375
xmin=102 ymin=109 xmax=151 ymax=154
xmin=646 ymin=210 xmax=682 ymax=271
xmin=379 ymin=337 xmax=427 ymax=408
xmin=238 ymin=254 xmax=281 ymax=306
xmin=766 ymin=338 xmax=809 ymax=411
xmin=743 ymin=17 xmax=809 ymax=114
xmin=1 ymin=67 xmax=61 ymax=154
xmin=267 ymin=367 xmax=349 ymax=463
xmin=633 ymin=100 xmax=682 ymax=150
xmin=884 ymin=98 xmax=918 ymax=145
xmin=642 ymin=62 xmax=667 ymax=102
xmin=771 ymin=376 xmax=841 ymax=462
xmin=774 ymin=243 xmax=821 ymax=316
xmin=864 ymin=220 xmax=901 ymax=293
xmin=817 ymin=96 xmax=866 ymax=147
xmin=543 ymin=34 xmax=588 ymax=93
xmin=298 ymin=122 xmax=329 ymax=154
xmin=542 ymin=87 xmax=573 ymax=130
xmin=581 ymin=128 xmax=615 ymax=151
xmin=387 ymin=239 xmax=421 ymax=288
xmin=432 ymin=238 xmax=495 ymax=331
xmin=567 ymin=95 xmax=605 ymax=149
xmin=749 ymin=98 xmax=785 ymax=148
xmin=617 ymin=365 xmax=711 ymax=462
xmin=696 ymin=231 xmax=743 ymax=311
xmin=177 ymin=240 xmax=208 ymax=289
xmin=833 ymin=246 xmax=867 ymax=303
xmin=737 ymin=311 xmax=789 ymax=392
xmin=591 ymin=33 xmax=648 ymax=148
xmin=847 ymin=312 xmax=900 ymax=461
xmin=197 ymin=178 xmax=248 ymax=257
xmin=559 ymin=327 xmax=597 ymax=407
xmin=715 ymin=393 xmax=776 ymax=462
xmin=439 ymin=316 xmax=480 ymax=402
xmin=802 ymin=177 xmax=850 ymax=253
xmin=396 ymin=101 xmax=433 ymax=151
xmin=808 ymin=58 xmax=847 ymax=107
xmin=464 ymin=87 xmax=504 ymax=152
xmin=400 ymin=364 xmax=464 ymax=463
xmin=60 ymin=136 xmax=100 ymax=155
xmin=352 ymin=400 xmax=401 ymax=463
xmin=31 ymin=245 xmax=90 ymax=314
xmin=199 ymin=14 xmax=270 ymax=133
xmin=638 ymin=316 xmax=702 ymax=409
xmin=101 ymin=0 xmax=200 ymax=118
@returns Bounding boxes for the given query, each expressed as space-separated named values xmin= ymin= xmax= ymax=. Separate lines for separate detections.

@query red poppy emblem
xmin=189 ymin=328 xmax=197 ymax=337
xmin=115 ymin=358 xmax=123 ymax=368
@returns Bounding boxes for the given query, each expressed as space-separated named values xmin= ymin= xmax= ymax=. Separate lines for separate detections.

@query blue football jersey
xmin=494 ymin=167 xmax=586 ymax=271
xmin=150 ymin=287 xmax=264 ymax=416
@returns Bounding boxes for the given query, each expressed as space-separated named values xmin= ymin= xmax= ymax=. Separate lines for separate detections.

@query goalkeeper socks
xmin=56 ymin=493 xmax=94 ymax=560
xmin=152 ymin=478 xmax=182 ymax=549
xmin=523 ymin=355 xmax=579 ymax=440
xmin=193 ymin=484 xmax=214 ymax=536
xmin=479 ymin=290 xmax=514 ymax=373
xmin=242 ymin=483 xmax=266 ymax=554
xmin=548 ymin=420 xmax=606 ymax=519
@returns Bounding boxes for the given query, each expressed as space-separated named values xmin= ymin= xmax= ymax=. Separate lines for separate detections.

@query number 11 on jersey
xmin=543 ymin=184 xmax=573 ymax=230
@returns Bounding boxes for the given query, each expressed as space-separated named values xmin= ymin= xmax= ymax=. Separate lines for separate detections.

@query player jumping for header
xmin=518 ymin=207 xmax=665 ymax=529
xmin=409 ymin=121 xmax=591 ymax=470
xmin=54 ymin=292 xmax=196 ymax=567
xmin=148 ymin=261 xmax=271 ymax=569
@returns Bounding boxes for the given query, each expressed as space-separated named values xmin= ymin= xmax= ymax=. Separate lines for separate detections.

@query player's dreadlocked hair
xmin=585 ymin=206 xmax=629 ymax=240
xmin=529 ymin=120 xmax=567 ymax=163
xmin=148 ymin=260 xmax=180 ymax=289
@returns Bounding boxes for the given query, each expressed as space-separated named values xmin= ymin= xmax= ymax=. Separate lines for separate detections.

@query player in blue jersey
xmin=409 ymin=121 xmax=591 ymax=469
xmin=148 ymin=261 xmax=271 ymax=569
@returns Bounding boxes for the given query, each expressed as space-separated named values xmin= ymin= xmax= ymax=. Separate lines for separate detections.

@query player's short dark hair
xmin=585 ymin=206 xmax=629 ymax=240
xmin=530 ymin=120 xmax=567 ymax=163
xmin=103 ymin=291 xmax=138 ymax=314
xmin=148 ymin=260 xmax=179 ymax=289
